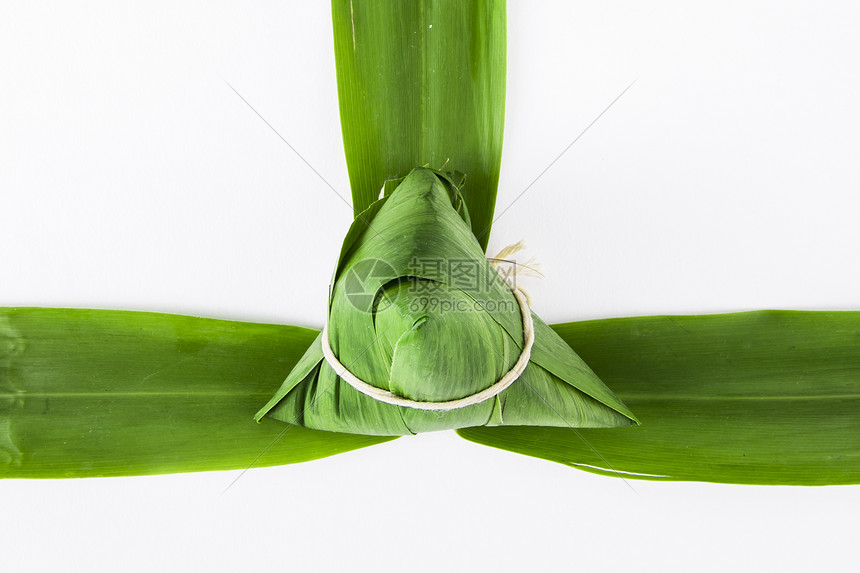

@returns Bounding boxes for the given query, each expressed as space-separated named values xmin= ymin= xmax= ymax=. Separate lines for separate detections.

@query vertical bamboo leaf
xmin=332 ymin=0 xmax=506 ymax=250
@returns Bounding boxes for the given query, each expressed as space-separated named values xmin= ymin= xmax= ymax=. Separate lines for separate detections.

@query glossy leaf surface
xmin=332 ymin=0 xmax=506 ymax=249
xmin=459 ymin=311 xmax=860 ymax=485
xmin=0 ymin=308 xmax=393 ymax=478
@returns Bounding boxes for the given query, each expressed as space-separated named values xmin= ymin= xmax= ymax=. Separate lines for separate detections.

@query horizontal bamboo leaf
xmin=458 ymin=310 xmax=860 ymax=485
xmin=332 ymin=0 xmax=506 ymax=249
xmin=0 ymin=308 xmax=393 ymax=479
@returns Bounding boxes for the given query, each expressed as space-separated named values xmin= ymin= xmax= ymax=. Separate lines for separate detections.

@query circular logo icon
xmin=342 ymin=258 xmax=398 ymax=313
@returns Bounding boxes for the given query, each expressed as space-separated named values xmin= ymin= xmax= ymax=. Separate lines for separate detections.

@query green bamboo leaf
xmin=0 ymin=308 xmax=393 ymax=479
xmin=331 ymin=0 xmax=506 ymax=250
xmin=458 ymin=310 xmax=860 ymax=485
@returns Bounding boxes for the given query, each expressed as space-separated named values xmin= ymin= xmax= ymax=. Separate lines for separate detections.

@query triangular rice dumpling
xmin=257 ymin=168 xmax=637 ymax=436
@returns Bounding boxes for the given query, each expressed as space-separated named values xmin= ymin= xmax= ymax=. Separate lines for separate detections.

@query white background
xmin=2 ymin=1 xmax=859 ymax=571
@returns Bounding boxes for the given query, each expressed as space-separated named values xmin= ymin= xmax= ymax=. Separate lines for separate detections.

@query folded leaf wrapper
xmin=257 ymin=168 xmax=637 ymax=436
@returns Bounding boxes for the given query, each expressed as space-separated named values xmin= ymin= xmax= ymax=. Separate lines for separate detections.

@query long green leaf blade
xmin=0 ymin=308 xmax=392 ymax=478
xmin=458 ymin=311 xmax=860 ymax=485
xmin=331 ymin=0 xmax=506 ymax=249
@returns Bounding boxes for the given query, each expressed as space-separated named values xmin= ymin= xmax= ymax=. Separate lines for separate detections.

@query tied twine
xmin=321 ymin=241 xmax=539 ymax=411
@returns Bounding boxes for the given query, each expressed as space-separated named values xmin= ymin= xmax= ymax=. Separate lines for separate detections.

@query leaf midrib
xmin=621 ymin=393 xmax=860 ymax=402
xmin=1 ymin=391 xmax=271 ymax=399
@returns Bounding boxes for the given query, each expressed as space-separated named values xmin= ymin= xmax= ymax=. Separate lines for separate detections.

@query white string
xmin=320 ymin=286 xmax=535 ymax=411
